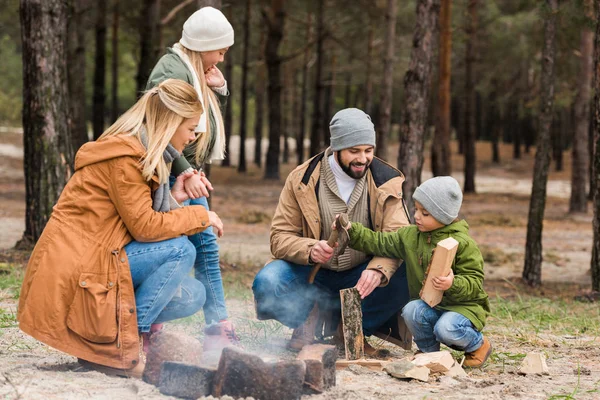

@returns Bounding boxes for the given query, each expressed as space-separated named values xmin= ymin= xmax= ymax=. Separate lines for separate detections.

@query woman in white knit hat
xmin=146 ymin=6 xmax=237 ymax=353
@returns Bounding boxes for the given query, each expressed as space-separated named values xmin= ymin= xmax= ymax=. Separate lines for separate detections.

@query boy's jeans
xmin=187 ymin=196 xmax=228 ymax=325
xmin=125 ymin=236 xmax=206 ymax=333
xmin=401 ymin=299 xmax=483 ymax=353
xmin=252 ymin=259 xmax=410 ymax=336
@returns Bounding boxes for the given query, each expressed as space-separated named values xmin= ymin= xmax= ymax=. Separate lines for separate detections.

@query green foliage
xmin=0 ymin=34 xmax=23 ymax=125
xmin=0 ymin=263 xmax=24 ymax=300
xmin=0 ymin=308 xmax=17 ymax=329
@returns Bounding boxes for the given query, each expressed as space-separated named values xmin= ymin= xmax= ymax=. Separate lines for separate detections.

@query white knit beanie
xmin=180 ymin=7 xmax=234 ymax=52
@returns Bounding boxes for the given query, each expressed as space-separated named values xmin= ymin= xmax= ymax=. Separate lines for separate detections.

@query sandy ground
xmin=1 ymin=129 xmax=598 ymax=399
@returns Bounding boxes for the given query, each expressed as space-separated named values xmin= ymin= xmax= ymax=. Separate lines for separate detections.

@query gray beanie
xmin=412 ymin=176 xmax=463 ymax=225
xmin=329 ymin=108 xmax=376 ymax=151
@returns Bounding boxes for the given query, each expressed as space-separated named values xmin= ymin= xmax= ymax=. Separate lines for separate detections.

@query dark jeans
xmin=252 ymin=258 xmax=410 ymax=336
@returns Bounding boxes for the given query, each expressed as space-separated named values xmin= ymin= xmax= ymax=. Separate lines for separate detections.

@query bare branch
xmin=161 ymin=0 xmax=195 ymax=26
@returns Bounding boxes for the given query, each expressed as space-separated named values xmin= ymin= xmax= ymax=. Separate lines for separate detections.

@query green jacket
xmin=349 ymin=219 xmax=490 ymax=331
xmin=146 ymin=48 xmax=227 ymax=174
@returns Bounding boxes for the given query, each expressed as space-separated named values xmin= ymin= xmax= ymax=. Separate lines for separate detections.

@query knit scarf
xmin=140 ymin=128 xmax=181 ymax=212
xmin=172 ymin=43 xmax=225 ymax=162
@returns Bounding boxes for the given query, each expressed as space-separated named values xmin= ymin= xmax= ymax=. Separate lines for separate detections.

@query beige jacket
xmin=270 ymin=152 xmax=411 ymax=285
xmin=18 ymin=136 xmax=210 ymax=369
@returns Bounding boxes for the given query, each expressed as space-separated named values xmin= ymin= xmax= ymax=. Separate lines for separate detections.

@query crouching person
xmin=17 ymin=79 xmax=224 ymax=378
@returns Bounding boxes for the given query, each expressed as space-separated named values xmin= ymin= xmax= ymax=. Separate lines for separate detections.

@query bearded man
xmin=252 ymin=108 xmax=412 ymax=354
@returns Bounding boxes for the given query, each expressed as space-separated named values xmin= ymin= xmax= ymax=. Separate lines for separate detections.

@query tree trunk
xmin=463 ymin=0 xmax=477 ymax=193
xmin=591 ymin=0 xmax=600 ymax=292
xmin=67 ymin=0 xmax=88 ymax=151
xmin=297 ymin=11 xmax=312 ymax=164
xmin=238 ymin=0 xmax=251 ymax=173
xmin=397 ymin=0 xmax=440 ymax=218
xmin=92 ymin=0 xmax=107 ymax=139
xmin=570 ymin=1 xmax=593 ymax=213
xmin=364 ymin=25 xmax=374 ymax=116
xmin=376 ymin=0 xmax=398 ymax=162
xmin=431 ymin=0 xmax=451 ymax=176
xmin=282 ymin=63 xmax=291 ymax=164
xmin=523 ymin=0 xmax=558 ymax=287
xmin=344 ymin=71 xmax=352 ymax=108
xmin=111 ymin=0 xmax=119 ymax=123
xmin=19 ymin=0 xmax=74 ymax=247
xmin=263 ymin=0 xmax=284 ymax=180
xmin=488 ymin=84 xmax=500 ymax=164
xmin=136 ymin=0 xmax=160 ymax=96
xmin=512 ymin=101 xmax=522 ymax=159
xmin=322 ymin=51 xmax=337 ymax=148
xmin=310 ymin=0 xmax=325 ymax=156
xmin=221 ymin=5 xmax=234 ymax=167
xmin=254 ymin=30 xmax=266 ymax=167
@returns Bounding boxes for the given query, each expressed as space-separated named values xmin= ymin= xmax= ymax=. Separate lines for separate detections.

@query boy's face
xmin=414 ymin=201 xmax=445 ymax=232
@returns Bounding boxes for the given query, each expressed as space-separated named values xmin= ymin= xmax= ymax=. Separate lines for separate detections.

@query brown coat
xmin=18 ymin=136 xmax=209 ymax=369
xmin=270 ymin=152 xmax=411 ymax=285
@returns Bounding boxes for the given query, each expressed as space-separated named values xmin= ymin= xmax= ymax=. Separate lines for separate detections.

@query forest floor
xmin=0 ymin=128 xmax=598 ymax=399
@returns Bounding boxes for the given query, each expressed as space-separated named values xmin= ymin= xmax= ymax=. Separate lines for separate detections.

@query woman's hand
xmin=184 ymin=171 xmax=213 ymax=199
xmin=432 ymin=269 xmax=454 ymax=291
xmin=171 ymin=171 xmax=195 ymax=203
xmin=205 ymin=66 xmax=225 ymax=88
xmin=207 ymin=211 xmax=224 ymax=238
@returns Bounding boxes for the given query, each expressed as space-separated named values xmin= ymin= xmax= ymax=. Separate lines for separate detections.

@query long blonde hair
xmin=98 ymin=79 xmax=203 ymax=184
xmin=180 ymin=44 xmax=226 ymax=165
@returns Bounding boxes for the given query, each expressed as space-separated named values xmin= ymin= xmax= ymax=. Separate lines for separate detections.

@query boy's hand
xmin=183 ymin=171 xmax=213 ymax=199
xmin=331 ymin=214 xmax=352 ymax=231
xmin=207 ymin=211 xmax=224 ymax=238
xmin=171 ymin=171 xmax=195 ymax=203
xmin=432 ymin=269 xmax=454 ymax=291
xmin=355 ymin=269 xmax=384 ymax=299
xmin=310 ymin=240 xmax=335 ymax=264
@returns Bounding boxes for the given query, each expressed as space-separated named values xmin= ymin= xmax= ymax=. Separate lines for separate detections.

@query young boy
xmin=341 ymin=176 xmax=492 ymax=367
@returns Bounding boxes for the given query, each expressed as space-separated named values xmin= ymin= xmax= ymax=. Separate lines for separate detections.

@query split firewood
xmin=340 ymin=287 xmax=364 ymax=360
xmin=518 ymin=353 xmax=549 ymax=375
xmin=384 ymin=359 xmax=430 ymax=382
xmin=412 ymin=350 xmax=455 ymax=373
xmin=420 ymin=237 xmax=459 ymax=307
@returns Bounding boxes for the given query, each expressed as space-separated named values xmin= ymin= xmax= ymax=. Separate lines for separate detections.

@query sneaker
xmin=463 ymin=336 xmax=492 ymax=368
xmin=141 ymin=323 xmax=164 ymax=354
xmin=203 ymin=320 xmax=240 ymax=353
xmin=288 ymin=304 xmax=319 ymax=351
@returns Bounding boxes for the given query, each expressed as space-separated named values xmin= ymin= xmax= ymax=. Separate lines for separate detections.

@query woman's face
xmin=170 ymin=116 xmax=200 ymax=153
xmin=200 ymin=47 xmax=229 ymax=73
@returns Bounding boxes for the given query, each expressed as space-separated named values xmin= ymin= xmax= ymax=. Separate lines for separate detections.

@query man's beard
xmin=339 ymin=158 xmax=371 ymax=179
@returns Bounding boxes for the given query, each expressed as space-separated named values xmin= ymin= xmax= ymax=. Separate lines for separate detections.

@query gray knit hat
xmin=413 ymin=176 xmax=463 ymax=225
xmin=329 ymin=108 xmax=376 ymax=151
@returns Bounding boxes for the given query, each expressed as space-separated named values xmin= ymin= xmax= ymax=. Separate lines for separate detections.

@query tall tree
xmin=67 ymin=0 xmax=89 ymax=150
xmin=431 ymin=0 xmax=452 ymax=176
xmin=136 ymin=0 xmax=160 ymax=95
xmin=322 ymin=50 xmax=336 ymax=148
xmin=19 ymin=0 xmax=74 ymax=247
xmin=364 ymin=24 xmax=374 ymax=116
xmin=523 ymin=0 xmax=558 ymax=287
xmin=238 ymin=0 xmax=251 ymax=172
xmin=254 ymin=29 xmax=266 ymax=167
xmin=463 ymin=0 xmax=478 ymax=193
xmin=221 ymin=5 xmax=234 ymax=167
xmin=263 ymin=0 xmax=285 ymax=180
xmin=570 ymin=0 xmax=594 ymax=214
xmin=591 ymin=0 xmax=600 ymax=292
xmin=376 ymin=0 xmax=398 ymax=162
xmin=92 ymin=0 xmax=107 ymax=139
xmin=398 ymin=0 xmax=440 ymax=217
xmin=310 ymin=0 xmax=325 ymax=155
xmin=297 ymin=11 xmax=312 ymax=164
xmin=111 ymin=0 xmax=119 ymax=123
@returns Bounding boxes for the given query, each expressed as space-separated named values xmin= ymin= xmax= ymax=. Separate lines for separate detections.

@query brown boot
xmin=463 ymin=337 xmax=492 ymax=368
xmin=288 ymin=304 xmax=319 ymax=351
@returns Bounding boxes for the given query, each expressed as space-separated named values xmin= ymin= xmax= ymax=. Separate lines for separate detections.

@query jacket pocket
xmin=66 ymin=272 xmax=118 ymax=343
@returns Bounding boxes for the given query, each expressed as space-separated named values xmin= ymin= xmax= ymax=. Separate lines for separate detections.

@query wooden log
xmin=340 ymin=287 xmax=364 ymax=360
xmin=159 ymin=362 xmax=215 ymax=399
xmin=420 ymin=237 xmax=459 ymax=307
xmin=297 ymin=344 xmax=337 ymax=392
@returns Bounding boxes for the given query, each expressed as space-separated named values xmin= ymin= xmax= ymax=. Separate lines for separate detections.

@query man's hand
xmin=310 ymin=240 xmax=335 ymax=264
xmin=432 ymin=269 xmax=454 ymax=291
xmin=355 ymin=269 xmax=384 ymax=299
xmin=183 ymin=171 xmax=213 ymax=199
xmin=205 ymin=66 xmax=225 ymax=88
xmin=207 ymin=211 xmax=224 ymax=238
xmin=171 ymin=171 xmax=195 ymax=203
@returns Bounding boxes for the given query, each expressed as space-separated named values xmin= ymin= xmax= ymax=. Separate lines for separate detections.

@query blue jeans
xmin=187 ymin=196 xmax=228 ymax=325
xmin=401 ymin=299 xmax=483 ymax=353
xmin=252 ymin=259 xmax=410 ymax=336
xmin=125 ymin=236 xmax=206 ymax=333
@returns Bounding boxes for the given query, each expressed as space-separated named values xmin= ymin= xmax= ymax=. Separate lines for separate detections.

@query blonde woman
xmin=146 ymin=6 xmax=236 ymax=350
xmin=18 ymin=79 xmax=223 ymax=378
